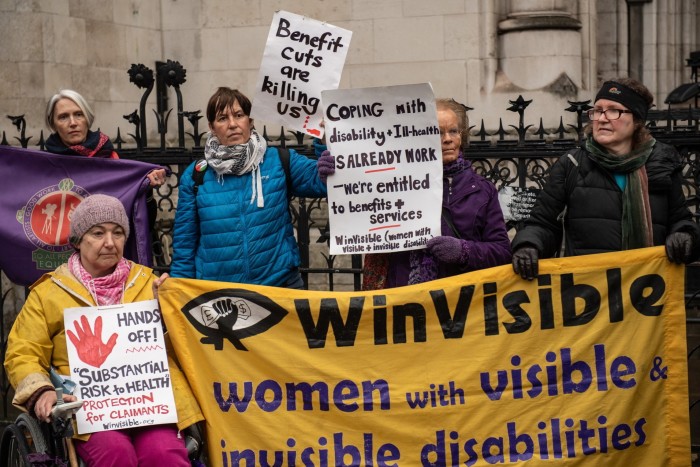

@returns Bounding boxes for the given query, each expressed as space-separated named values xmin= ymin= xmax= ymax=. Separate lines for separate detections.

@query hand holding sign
xmin=67 ymin=315 xmax=117 ymax=368
xmin=426 ymin=236 xmax=469 ymax=264
xmin=317 ymin=150 xmax=336 ymax=183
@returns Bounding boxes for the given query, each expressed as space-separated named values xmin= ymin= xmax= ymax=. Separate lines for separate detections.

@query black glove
xmin=512 ymin=246 xmax=539 ymax=280
xmin=665 ymin=231 xmax=694 ymax=264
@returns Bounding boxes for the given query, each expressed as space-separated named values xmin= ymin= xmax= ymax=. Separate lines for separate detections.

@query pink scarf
xmin=68 ymin=253 xmax=131 ymax=305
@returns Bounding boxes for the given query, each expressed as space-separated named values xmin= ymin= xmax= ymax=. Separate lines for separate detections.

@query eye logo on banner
xmin=181 ymin=289 xmax=288 ymax=351
xmin=17 ymin=178 xmax=89 ymax=270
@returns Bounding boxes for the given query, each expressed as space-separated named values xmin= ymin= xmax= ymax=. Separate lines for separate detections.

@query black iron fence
xmin=1 ymin=61 xmax=700 ymax=453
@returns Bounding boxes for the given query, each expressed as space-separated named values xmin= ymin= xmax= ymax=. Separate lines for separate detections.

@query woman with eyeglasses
xmin=359 ymin=98 xmax=512 ymax=288
xmin=512 ymin=78 xmax=700 ymax=280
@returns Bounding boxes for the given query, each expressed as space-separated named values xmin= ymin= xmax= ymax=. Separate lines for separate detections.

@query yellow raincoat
xmin=4 ymin=261 xmax=204 ymax=440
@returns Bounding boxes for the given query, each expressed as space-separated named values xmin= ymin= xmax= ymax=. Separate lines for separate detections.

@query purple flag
xmin=0 ymin=146 xmax=161 ymax=286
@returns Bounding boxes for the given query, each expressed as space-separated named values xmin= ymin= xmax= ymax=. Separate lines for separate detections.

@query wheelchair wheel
xmin=15 ymin=413 xmax=49 ymax=454
xmin=0 ymin=414 xmax=51 ymax=467
xmin=1 ymin=423 xmax=32 ymax=467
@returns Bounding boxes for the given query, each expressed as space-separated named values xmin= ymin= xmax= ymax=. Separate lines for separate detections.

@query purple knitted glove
xmin=426 ymin=236 xmax=469 ymax=264
xmin=317 ymin=150 xmax=335 ymax=183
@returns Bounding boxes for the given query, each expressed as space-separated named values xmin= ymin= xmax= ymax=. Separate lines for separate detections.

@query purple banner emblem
xmin=0 ymin=146 xmax=161 ymax=286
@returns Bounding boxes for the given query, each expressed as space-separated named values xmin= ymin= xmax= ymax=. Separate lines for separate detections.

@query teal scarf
xmin=585 ymin=137 xmax=655 ymax=249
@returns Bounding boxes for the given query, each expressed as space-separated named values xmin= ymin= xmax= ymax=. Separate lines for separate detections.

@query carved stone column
xmin=497 ymin=0 xmax=583 ymax=95
xmin=626 ymin=0 xmax=652 ymax=81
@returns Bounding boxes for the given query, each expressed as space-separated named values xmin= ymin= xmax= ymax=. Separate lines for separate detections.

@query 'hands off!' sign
xmin=64 ymin=300 xmax=177 ymax=434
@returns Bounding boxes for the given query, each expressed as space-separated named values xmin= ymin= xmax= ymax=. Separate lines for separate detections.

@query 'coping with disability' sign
xmin=252 ymin=10 xmax=352 ymax=137
xmin=64 ymin=299 xmax=177 ymax=434
xmin=322 ymin=83 xmax=443 ymax=255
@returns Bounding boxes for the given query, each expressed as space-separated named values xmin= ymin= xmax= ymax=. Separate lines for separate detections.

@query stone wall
xmin=152 ymin=0 xmax=493 ymax=139
xmin=0 ymin=0 xmax=163 ymax=144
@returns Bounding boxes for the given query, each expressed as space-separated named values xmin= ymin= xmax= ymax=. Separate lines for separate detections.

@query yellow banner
xmin=160 ymin=246 xmax=690 ymax=466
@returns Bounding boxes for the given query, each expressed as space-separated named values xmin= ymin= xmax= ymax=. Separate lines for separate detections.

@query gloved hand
xmin=665 ymin=231 xmax=694 ymax=264
xmin=512 ymin=246 xmax=539 ymax=280
xmin=426 ymin=236 xmax=469 ymax=264
xmin=317 ymin=150 xmax=335 ymax=183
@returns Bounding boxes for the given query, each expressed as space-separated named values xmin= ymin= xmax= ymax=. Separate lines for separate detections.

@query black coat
xmin=512 ymin=140 xmax=700 ymax=259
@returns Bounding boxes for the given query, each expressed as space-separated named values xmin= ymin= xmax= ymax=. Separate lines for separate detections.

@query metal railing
xmin=1 ymin=61 xmax=699 ymax=452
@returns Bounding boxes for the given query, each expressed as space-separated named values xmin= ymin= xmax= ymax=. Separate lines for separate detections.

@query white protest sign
xmin=252 ymin=10 xmax=352 ymax=137
xmin=64 ymin=299 xmax=177 ymax=434
xmin=498 ymin=186 xmax=540 ymax=223
xmin=322 ymin=83 xmax=443 ymax=255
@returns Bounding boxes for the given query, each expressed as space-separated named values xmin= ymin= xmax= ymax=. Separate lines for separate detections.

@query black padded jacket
xmin=512 ymin=140 xmax=700 ymax=260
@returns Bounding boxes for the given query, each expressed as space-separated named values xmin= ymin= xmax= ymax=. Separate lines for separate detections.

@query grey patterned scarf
xmin=204 ymin=129 xmax=268 ymax=207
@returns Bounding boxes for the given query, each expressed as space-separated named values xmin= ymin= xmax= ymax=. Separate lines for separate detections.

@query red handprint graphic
xmin=67 ymin=315 xmax=118 ymax=368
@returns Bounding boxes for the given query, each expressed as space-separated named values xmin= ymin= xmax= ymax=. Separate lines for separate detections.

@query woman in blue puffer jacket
xmin=170 ymin=87 xmax=329 ymax=288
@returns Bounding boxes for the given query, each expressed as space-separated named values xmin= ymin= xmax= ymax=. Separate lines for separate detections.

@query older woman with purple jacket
xmin=358 ymin=98 xmax=512 ymax=288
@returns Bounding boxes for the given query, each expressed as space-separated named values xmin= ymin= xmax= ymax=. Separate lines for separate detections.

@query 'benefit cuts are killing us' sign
xmin=252 ymin=10 xmax=352 ymax=137
xmin=322 ymin=83 xmax=443 ymax=255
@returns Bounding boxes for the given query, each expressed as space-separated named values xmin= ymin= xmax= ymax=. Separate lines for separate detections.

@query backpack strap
xmin=556 ymin=152 xmax=580 ymax=223
xmin=564 ymin=152 xmax=580 ymax=199
xmin=441 ymin=207 xmax=462 ymax=239
xmin=554 ymin=152 xmax=581 ymax=256
xmin=192 ymin=159 xmax=207 ymax=196
xmin=278 ymin=147 xmax=293 ymax=201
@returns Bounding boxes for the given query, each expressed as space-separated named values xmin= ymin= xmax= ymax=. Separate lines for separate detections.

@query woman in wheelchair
xmin=3 ymin=194 xmax=204 ymax=466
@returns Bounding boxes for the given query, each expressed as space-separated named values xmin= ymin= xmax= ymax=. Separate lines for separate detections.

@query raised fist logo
xmin=212 ymin=298 xmax=239 ymax=330
xmin=182 ymin=289 xmax=288 ymax=351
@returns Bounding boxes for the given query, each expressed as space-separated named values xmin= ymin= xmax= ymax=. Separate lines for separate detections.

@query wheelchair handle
xmin=51 ymin=400 xmax=84 ymax=420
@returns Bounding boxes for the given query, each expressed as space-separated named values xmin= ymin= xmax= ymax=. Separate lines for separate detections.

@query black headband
xmin=594 ymin=81 xmax=649 ymax=121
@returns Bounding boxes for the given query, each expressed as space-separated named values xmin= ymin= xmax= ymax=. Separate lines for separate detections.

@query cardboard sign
xmin=64 ymin=299 xmax=177 ymax=434
xmin=252 ymin=10 xmax=352 ymax=137
xmin=322 ymin=83 xmax=443 ymax=255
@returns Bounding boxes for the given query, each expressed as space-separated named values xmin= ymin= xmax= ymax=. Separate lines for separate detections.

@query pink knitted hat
xmin=69 ymin=194 xmax=130 ymax=244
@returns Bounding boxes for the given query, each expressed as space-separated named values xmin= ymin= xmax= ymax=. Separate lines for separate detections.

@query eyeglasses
xmin=587 ymin=108 xmax=634 ymax=121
